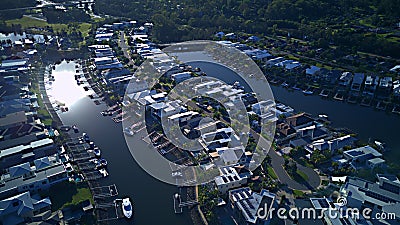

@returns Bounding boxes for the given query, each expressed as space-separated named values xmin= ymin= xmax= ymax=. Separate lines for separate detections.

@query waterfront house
xmin=229 ymin=187 xmax=276 ymax=225
xmin=393 ymin=80 xmax=400 ymax=100
xmin=149 ymin=100 xmax=185 ymax=119
xmin=379 ymin=77 xmax=393 ymax=92
xmin=306 ymin=66 xmax=321 ymax=76
xmin=215 ymin=165 xmax=250 ymax=194
xmin=296 ymin=125 xmax=329 ymax=141
xmin=171 ymin=72 xmax=192 ymax=84
xmin=273 ymin=103 xmax=294 ymax=118
xmin=363 ymin=75 xmax=379 ymax=96
xmin=167 ymin=111 xmax=199 ymax=124
xmin=201 ymin=127 xmax=234 ymax=147
xmin=252 ymin=100 xmax=277 ymax=123
xmin=0 ymin=191 xmax=52 ymax=225
xmin=343 ymin=145 xmax=384 ymax=169
xmin=0 ymin=138 xmax=56 ymax=170
xmin=285 ymin=113 xmax=314 ymax=131
xmin=339 ymin=72 xmax=353 ymax=86
xmin=350 ymin=73 xmax=365 ymax=92
xmin=340 ymin=175 xmax=400 ymax=224
xmin=305 ymin=135 xmax=356 ymax=154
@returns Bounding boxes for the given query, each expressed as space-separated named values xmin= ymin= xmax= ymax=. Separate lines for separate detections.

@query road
xmin=118 ymin=31 xmax=135 ymax=67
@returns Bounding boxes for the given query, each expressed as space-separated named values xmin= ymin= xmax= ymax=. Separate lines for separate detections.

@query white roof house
xmin=215 ymin=165 xmax=250 ymax=194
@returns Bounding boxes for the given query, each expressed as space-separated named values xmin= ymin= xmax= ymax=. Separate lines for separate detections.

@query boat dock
xmin=92 ymin=185 xmax=118 ymax=199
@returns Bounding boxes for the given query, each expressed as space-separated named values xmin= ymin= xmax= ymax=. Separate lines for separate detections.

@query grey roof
xmin=352 ymin=73 xmax=365 ymax=85
xmin=0 ymin=111 xmax=27 ymax=127
xmin=34 ymin=157 xmax=51 ymax=170
xmin=344 ymin=145 xmax=382 ymax=159
xmin=0 ymin=191 xmax=51 ymax=224
xmin=229 ymin=187 xmax=275 ymax=224
xmin=0 ymin=163 xmax=66 ymax=197
xmin=342 ymin=177 xmax=400 ymax=207
xmin=0 ymin=138 xmax=54 ymax=160
xmin=8 ymin=162 xmax=31 ymax=178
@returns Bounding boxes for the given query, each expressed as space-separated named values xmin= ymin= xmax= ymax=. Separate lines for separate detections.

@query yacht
xmin=122 ymin=198 xmax=133 ymax=219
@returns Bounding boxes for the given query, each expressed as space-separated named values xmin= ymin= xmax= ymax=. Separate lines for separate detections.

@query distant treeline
xmin=0 ymin=0 xmax=36 ymax=20
xmin=43 ymin=8 xmax=91 ymax=24
xmin=94 ymin=0 xmax=400 ymax=58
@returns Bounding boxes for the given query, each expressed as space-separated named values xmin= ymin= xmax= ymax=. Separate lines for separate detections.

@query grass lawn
xmin=6 ymin=16 xmax=92 ymax=38
xmin=296 ymin=170 xmax=309 ymax=181
xmin=293 ymin=189 xmax=305 ymax=198
xmin=41 ymin=181 xmax=94 ymax=211
xmin=267 ymin=167 xmax=278 ymax=179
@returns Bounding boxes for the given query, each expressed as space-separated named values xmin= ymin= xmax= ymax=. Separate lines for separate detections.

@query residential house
xmin=0 ymin=157 xmax=67 ymax=199
xmin=340 ymin=175 xmax=400 ymax=225
xmin=148 ymin=100 xmax=185 ymax=119
xmin=306 ymin=66 xmax=321 ymax=76
xmin=305 ymin=135 xmax=357 ymax=154
xmin=251 ymin=100 xmax=277 ymax=123
xmin=212 ymin=146 xmax=246 ymax=166
xmin=393 ymin=80 xmax=400 ymax=100
xmin=350 ymin=73 xmax=365 ymax=92
xmin=363 ymin=75 xmax=379 ymax=96
xmin=285 ymin=113 xmax=314 ymax=130
xmin=309 ymin=198 xmax=357 ymax=225
xmin=229 ymin=187 xmax=276 ymax=225
xmin=378 ymin=77 xmax=393 ymax=96
xmin=171 ymin=72 xmax=192 ymax=84
xmin=343 ymin=145 xmax=384 ymax=169
xmin=273 ymin=103 xmax=294 ymax=117
xmin=0 ymin=138 xmax=56 ymax=170
xmin=167 ymin=111 xmax=199 ymax=124
xmin=339 ymin=72 xmax=353 ymax=86
xmin=243 ymin=49 xmax=271 ymax=61
xmin=0 ymin=111 xmax=27 ymax=130
xmin=0 ymin=191 xmax=52 ymax=225
xmin=0 ymin=59 xmax=28 ymax=72
xmin=215 ymin=165 xmax=250 ymax=194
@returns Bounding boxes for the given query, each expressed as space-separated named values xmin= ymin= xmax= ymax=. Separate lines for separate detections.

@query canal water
xmin=50 ymin=61 xmax=192 ymax=225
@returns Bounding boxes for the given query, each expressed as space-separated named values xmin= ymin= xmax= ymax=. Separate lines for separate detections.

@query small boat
xmin=122 ymin=198 xmax=133 ymax=219
xmin=72 ymin=125 xmax=79 ymax=133
xmin=281 ymin=82 xmax=289 ymax=88
xmin=318 ymin=114 xmax=328 ymax=118
xmin=93 ymin=147 xmax=101 ymax=157
xmin=83 ymin=133 xmax=90 ymax=142
xmin=99 ymin=158 xmax=108 ymax=167
xmin=124 ymin=127 xmax=134 ymax=136
xmin=302 ymin=88 xmax=314 ymax=95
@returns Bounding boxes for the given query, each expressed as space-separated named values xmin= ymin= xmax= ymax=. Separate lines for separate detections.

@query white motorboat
xmin=122 ymin=198 xmax=133 ymax=219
